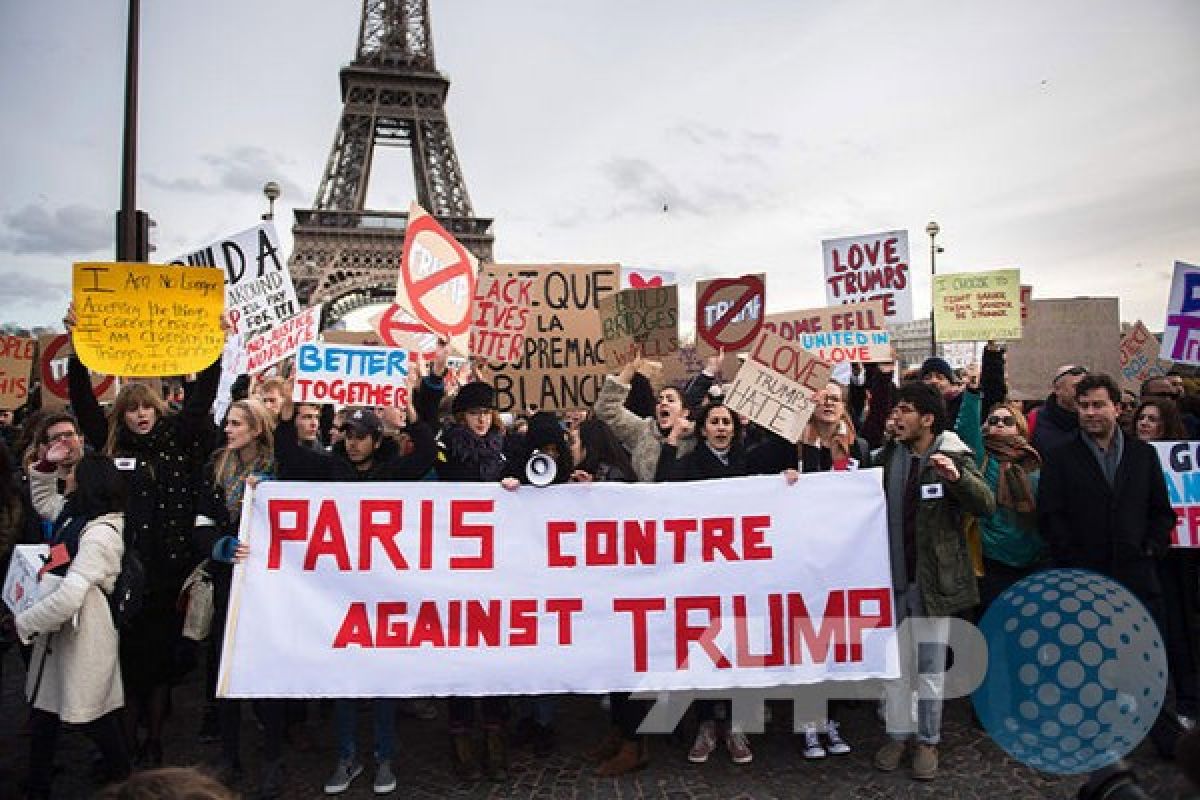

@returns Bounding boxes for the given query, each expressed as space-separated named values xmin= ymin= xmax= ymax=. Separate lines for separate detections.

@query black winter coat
xmin=69 ymin=356 xmax=220 ymax=595
xmin=657 ymin=440 xmax=747 ymax=482
xmin=1031 ymin=394 xmax=1079 ymax=457
xmin=1038 ymin=431 xmax=1175 ymax=604
xmin=747 ymin=431 xmax=869 ymax=475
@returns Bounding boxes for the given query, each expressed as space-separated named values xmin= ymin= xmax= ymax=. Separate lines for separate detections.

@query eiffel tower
xmin=290 ymin=0 xmax=493 ymax=326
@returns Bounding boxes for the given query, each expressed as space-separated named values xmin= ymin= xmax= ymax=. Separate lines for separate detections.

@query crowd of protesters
xmin=1 ymin=312 xmax=1199 ymax=799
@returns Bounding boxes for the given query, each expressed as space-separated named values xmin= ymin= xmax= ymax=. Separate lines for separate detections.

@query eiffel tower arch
xmin=289 ymin=0 xmax=493 ymax=327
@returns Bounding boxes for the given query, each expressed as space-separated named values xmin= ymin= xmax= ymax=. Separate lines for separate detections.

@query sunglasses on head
xmin=986 ymin=415 xmax=1017 ymax=427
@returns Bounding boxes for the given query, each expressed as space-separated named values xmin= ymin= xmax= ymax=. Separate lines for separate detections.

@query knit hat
xmin=343 ymin=408 xmax=382 ymax=438
xmin=919 ymin=357 xmax=956 ymax=383
xmin=526 ymin=411 xmax=567 ymax=454
xmin=452 ymin=381 xmax=496 ymax=414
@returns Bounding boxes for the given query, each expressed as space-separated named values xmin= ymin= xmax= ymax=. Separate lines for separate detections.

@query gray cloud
xmin=0 ymin=204 xmax=111 ymax=255
xmin=0 ymin=270 xmax=68 ymax=307
xmin=146 ymin=146 xmax=305 ymax=201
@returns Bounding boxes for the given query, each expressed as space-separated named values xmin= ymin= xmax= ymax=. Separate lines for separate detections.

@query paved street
xmin=0 ymin=648 xmax=1193 ymax=799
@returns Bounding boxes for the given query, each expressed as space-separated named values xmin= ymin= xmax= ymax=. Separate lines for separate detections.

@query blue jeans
xmin=335 ymin=699 xmax=396 ymax=761
xmin=883 ymin=584 xmax=949 ymax=745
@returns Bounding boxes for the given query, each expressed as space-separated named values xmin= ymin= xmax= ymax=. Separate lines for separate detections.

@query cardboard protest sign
xmin=293 ymin=342 xmax=412 ymax=408
xmin=1161 ymin=261 xmax=1200 ymax=365
xmin=1005 ymin=298 xmax=1120 ymax=400
xmin=373 ymin=303 xmax=437 ymax=355
xmin=932 ymin=268 xmax=1022 ymax=342
xmin=170 ymin=222 xmax=297 ymax=340
xmin=217 ymin=473 xmax=898 ymax=697
xmin=470 ymin=273 xmax=534 ymax=364
xmin=480 ymin=264 xmax=620 ymax=413
xmin=658 ymin=343 xmax=706 ymax=389
xmin=395 ymin=203 xmax=477 ymax=352
xmin=726 ymin=330 xmax=833 ymax=443
xmin=1119 ymin=321 xmax=1168 ymax=391
xmin=1151 ymin=441 xmax=1200 ymax=547
xmin=71 ymin=263 xmax=224 ymax=377
xmin=823 ymin=230 xmax=912 ymax=323
xmin=37 ymin=334 xmax=117 ymax=411
xmin=695 ymin=274 xmax=766 ymax=358
xmin=598 ymin=285 xmax=679 ymax=369
xmin=0 ymin=336 xmax=36 ymax=410
xmin=621 ymin=266 xmax=677 ymax=289
xmin=244 ymin=305 xmax=322 ymax=374
xmin=764 ymin=300 xmax=891 ymax=364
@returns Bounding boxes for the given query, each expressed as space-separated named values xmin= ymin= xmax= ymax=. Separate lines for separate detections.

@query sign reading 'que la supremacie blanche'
xmin=217 ymin=473 xmax=899 ymax=698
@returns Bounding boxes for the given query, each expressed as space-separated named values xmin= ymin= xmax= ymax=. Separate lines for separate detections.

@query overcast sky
xmin=2 ymin=0 xmax=1197 ymax=334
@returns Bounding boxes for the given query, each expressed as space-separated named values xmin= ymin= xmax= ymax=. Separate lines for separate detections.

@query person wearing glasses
xmin=956 ymin=392 xmax=1046 ymax=612
xmin=748 ymin=380 xmax=862 ymax=760
xmin=1029 ymin=365 xmax=1087 ymax=456
xmin=1118 ymin=389 xmax=1140 ymax=436
xmin=26 ymin=414 xmax=86 ymax=524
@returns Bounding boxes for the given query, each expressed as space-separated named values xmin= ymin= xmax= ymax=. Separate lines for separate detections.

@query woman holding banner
xmin=657 ymin=402 xmax=756 ymax=765
xmin=66 ymin=307 xmax=222 ymax=767
xmin=435 ymin=380 xmax=513 ymax=781
xmin=196 ymin=398 xmax=286 ymax=796
xmin=750 ymin=382 xmax=860 ymax=760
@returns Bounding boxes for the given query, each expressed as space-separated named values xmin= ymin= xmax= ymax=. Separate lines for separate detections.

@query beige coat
xmin=16 ymin=512 xmax=125 ymax=724
xmin=593 ymin=375 xmax=695 ymax=482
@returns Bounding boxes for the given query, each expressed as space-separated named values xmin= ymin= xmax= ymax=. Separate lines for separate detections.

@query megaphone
xmin=526 ymin=450 xmax=557 ymax=487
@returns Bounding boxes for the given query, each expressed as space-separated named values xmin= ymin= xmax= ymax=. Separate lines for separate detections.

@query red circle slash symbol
xmin=401 ymin=214 xmax=476 ymax=336
xmin=696 ymin=276 xmax=765 ymax=351
xmin=40 ymin=335 xmax=115 ymax=402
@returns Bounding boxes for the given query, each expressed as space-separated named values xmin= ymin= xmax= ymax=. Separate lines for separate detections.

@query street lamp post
xmin=262 ymin=181 xmax=281 ymax=221
xmin=926 ymin=220 xmax=943 ymax=357
xmin=116 ymin=0 xmax=144 ymax=261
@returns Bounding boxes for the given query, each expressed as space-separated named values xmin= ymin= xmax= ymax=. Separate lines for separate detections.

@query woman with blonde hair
xmin=65 ymin=307 xmax=222 ymax=766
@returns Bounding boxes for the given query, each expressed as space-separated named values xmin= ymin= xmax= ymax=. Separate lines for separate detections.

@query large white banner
xmin=823 ymin=230 xmax=912 ymax=324
xmin=218 ymin=472 xmax=899 ymax=698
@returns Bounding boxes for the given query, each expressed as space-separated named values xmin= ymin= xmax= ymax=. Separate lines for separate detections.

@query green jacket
xmin=957 ymin=391 xmax=1046 ymax=568
xmin=873 ymin=431 xmax=996 ymax=617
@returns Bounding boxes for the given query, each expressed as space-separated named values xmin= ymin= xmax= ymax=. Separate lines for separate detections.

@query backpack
xmin=51 ymin=513 xmax=146 ymax=629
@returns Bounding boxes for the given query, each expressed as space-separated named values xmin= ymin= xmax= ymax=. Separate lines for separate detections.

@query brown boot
xmin=449 ymin=733 xmax=481 ymax=782
xmin=585 ymin=727 xmax=623 ymax=763
xmin=596 ymin=740 xmax=648 ymax=777
xmin=484 ymin=727 xmax=508 ymax=782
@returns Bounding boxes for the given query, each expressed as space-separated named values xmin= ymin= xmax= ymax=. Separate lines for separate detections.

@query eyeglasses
xmin=45 ymin=430 xmax=79 ymax=443
xmin=986 ymin=415 xmax=1017 ymax=427
xmin=1053 ymin=366 xmax=1088 ymax=383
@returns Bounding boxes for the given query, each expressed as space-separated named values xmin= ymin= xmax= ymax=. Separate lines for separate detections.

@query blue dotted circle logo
xmin=972 ymin=568 xmax=1167 ymax=774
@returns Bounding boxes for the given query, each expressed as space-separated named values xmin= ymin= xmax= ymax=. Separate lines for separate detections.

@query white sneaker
xmin=802 ymin=725 xmax=826 ymax=759
xmin=824 ymin=720 xmax=851 ymax=755
xmin=323 ymin=757 xmax=363 ymax=795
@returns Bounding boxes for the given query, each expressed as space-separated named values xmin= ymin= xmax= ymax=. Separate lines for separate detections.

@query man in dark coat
xmin=1030 ymin=365 xmax=1087 ymax=456
xmin=1037 ymin=373 xmax=1175 ymax=609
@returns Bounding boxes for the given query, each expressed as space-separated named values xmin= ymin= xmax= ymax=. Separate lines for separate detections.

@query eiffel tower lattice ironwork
xmin=289 ymin=0 xmax=493 ymax=326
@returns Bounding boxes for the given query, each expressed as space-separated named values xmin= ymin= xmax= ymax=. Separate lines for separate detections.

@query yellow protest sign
xmin=72 ymin=262 xmax=225 ymax=377
xmin=932 ymin=268 xmax=1022 ymax=342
